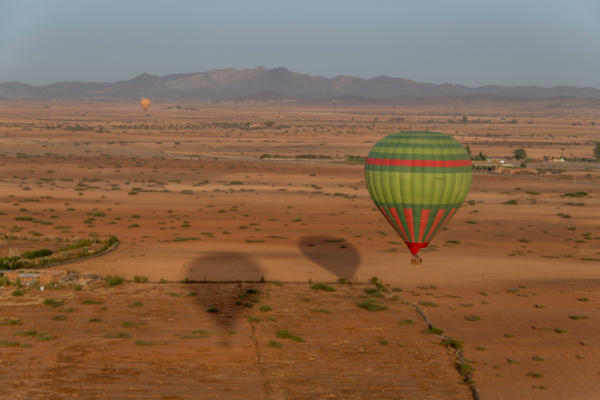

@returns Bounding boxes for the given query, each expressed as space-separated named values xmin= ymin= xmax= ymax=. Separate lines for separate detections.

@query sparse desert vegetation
xmin=0 ymin=100 xmax=598 ymax=399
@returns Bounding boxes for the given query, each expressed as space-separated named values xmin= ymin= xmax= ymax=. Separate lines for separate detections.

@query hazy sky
xmin=1 ymin=0 xmax=599 ymax=88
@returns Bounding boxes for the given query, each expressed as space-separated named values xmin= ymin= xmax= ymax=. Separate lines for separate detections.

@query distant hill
xmin=1 ymin=66 xmax=599 ymax=101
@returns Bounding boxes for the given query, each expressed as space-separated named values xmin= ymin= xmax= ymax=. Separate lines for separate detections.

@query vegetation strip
xmin=18 ymin=240 xmax=120 ymax=270
xmin=386 ymin=286 xmax=483 ymax=400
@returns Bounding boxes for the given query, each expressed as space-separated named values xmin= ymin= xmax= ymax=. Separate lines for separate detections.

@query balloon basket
xmin=411 ymin=256 xmax=422 ymax=266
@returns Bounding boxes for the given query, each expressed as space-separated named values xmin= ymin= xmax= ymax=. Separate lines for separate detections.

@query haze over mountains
xmin=1 ymin=66 xmax=599 ymax=102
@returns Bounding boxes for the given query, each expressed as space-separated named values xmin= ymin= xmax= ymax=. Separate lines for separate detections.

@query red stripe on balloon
xmin=366 ymin=158 xmax=472 ymax=167
xmin=379 ymin=207 xmax=405 ymax=240
xmin=388 ymin=207 xmax=409 ymax=241
xmin=418 ymin=209 xmax=430 ymax=242
xmin=443 ymin=208 xmax=458 ymax=225
xmin=425 ymin=209 xmax=448 ymax=243
xmin=403 ymin=209 xmax=416 ymax=242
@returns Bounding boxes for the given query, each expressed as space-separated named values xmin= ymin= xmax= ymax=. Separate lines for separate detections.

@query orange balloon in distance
xmin=140 ymin=98 xmax=151 ymax=112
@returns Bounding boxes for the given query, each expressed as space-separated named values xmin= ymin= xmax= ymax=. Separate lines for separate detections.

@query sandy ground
xmin=0 ymin=100 xmax=599 ymax=398
xmin=0 ymin=282 xmax=469 ymax=399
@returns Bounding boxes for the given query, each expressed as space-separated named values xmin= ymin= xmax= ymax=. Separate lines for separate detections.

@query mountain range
xmin=1 ymin=66 xmax=599 ymax=101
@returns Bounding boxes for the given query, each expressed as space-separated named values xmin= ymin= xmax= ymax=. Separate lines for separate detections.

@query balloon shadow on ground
xmin=185 ymin=252 xmax=264 ymax=333
xmin=299 ymin=236 xmax=361 ymax=281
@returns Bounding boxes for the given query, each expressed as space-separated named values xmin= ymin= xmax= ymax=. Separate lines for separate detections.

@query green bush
xmin=310 ymin=283 xmax=336 ymax=292
xmin=105 ymin=275 xmax=124 ymax=287
xmin=357 ymin=299 xmax=388 ymax=311
xmin=276 ymin=330 xmax=291 ymax=339
xmin=21 ymin=249 xmax=53 ymax=259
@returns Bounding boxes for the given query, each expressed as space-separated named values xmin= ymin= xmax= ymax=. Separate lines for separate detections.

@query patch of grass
xmin=259 ymin=305 xmax=272 ymax=312
xmin=310 ymin=283 xmax=336 ymax=292
xmin=167 ymin=292 xmax=197 ymax=298
xmin=533 ymin=356 xmax=546 ymax=361
xmin=206 ymin=308 xmax=219 ymax=313
xmin=508 ymin=359 xmax=521 ymax=364
xmin=104 ymin=333 xmax=131 ymax=339
xmin=14 ymin=331 xmax=55 ymax=341
xmin=247 ymin=317 xmax=261 ymax=323
xmin=555 ymin=329 xmax=569 ymax=334
xmin=459 ymin=363 xmax=476 ymax=375
xmin=0 ymin=318 xmax=22 ymax=326
xmin=81 ymin=299 xmax=103 ymax=305
xmin=43 ymin=299 xmax=64 ymax=308
xmin=504 ymin=334 xmax=516 ymax=338
xmin=569 ymin=315 xmax=590 ymax=320
xmin=459 ymin=303 xmax=474 ymax=307
xmin=51 ymin=315 xmax=67 ymax=321
xmin=466 ymin=315 xmax=482 ymax=321
xmin=391 ymin=287 xmax=403 ymax=292
xmin=129 ymin=301 xmax=143 ymax=308
xmin=532 ymin=326 xmax=552 ymax=330
xmin=379 ymin=339 xmax=389 ymax=346
xmin=578 ymin=298 xmax=589 ymax=302
xmin=503 ymin=199 xmax=518 ymax=205
xmin=534 ymin=304 xmax=547 ymax=308
xmin=276 ymin=330 xmax=291 ymax=339
xmin=441 ymin=339 xmax=464 ymax=350
xmin=267 ymin=340 xmax=282 ymax=348
xmin=121 ymin=322 xmax=136 ymax=328
xmin=11 ymin=290 xmax=24 ymax=296
xmin=0 ymin=341 xmax=20 ymax=347
xmin=88 ymin=318 xmax=101 ymax=323
xmin=476 ymin=346 xmax=487 ymax=351
xmin=364 ymin=288 xmax=384 ymax=297
xmin=290 ymin=335 xmax=305 ymax=342
xmin=105 ymin=275 xmax=125 ymax=287
xmin=135 ymin=340 xmax=156 ymax=346
xmin=357 ymin=299 xmax=388 ymax=311
xmin=422 ymin=326 xmax=445 ymax=335
xmin=466 ymin=220 xmax=478 ymax=224
xmin=446 ymin=240 xmax=461 ymax=244
xmin=398 ymin=319 xmax=414 ymax=325
xmin=418 ymin=301 xmax=438 ymax=307
xmin=310 ymin=309 xmax=330 ymax=314
xmin=133 ymin=276 xmax=149 ymax=283
xmin=527 ymin=373 xmax=544 ymax=378
xmin=59 ymin=308 xmax=77 ymax=313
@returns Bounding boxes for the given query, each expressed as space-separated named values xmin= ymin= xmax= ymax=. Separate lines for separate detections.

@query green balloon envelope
xmin=365 ymin=131 xmax=472 ymax=256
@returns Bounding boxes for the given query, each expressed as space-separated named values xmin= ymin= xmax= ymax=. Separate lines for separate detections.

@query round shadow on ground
xmin=186 ymin=252 xmax=264 ymax=333
xmin=299 ymin=236 xmax=361 ymax=280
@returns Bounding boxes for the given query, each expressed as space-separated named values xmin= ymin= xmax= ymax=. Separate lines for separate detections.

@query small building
xmin=3 ymin=270 xmax=67 ymax=286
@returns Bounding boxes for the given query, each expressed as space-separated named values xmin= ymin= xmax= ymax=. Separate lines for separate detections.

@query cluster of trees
xmin=345 ymin=155 xmax=367 ymax=163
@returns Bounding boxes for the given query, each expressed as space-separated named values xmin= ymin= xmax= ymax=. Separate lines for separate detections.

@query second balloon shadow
xmin=298 ymin=236 xmax=361 ymax=281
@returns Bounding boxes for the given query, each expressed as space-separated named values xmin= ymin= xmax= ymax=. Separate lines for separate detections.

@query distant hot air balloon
xmin=365 ymin=131 xmax=472 ymax=265
xmin=140 ymin=98 xmax=151 ymax=112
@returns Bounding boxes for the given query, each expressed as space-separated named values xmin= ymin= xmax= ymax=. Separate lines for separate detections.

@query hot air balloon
xmin=140 ymin=98 xmax=151 ymax=112
xmin=365 ymin=131 xmax=472 ymax=265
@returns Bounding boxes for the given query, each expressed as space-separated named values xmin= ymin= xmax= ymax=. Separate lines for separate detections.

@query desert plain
xmin=0 ymin=99 xmax=599 ymax=399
